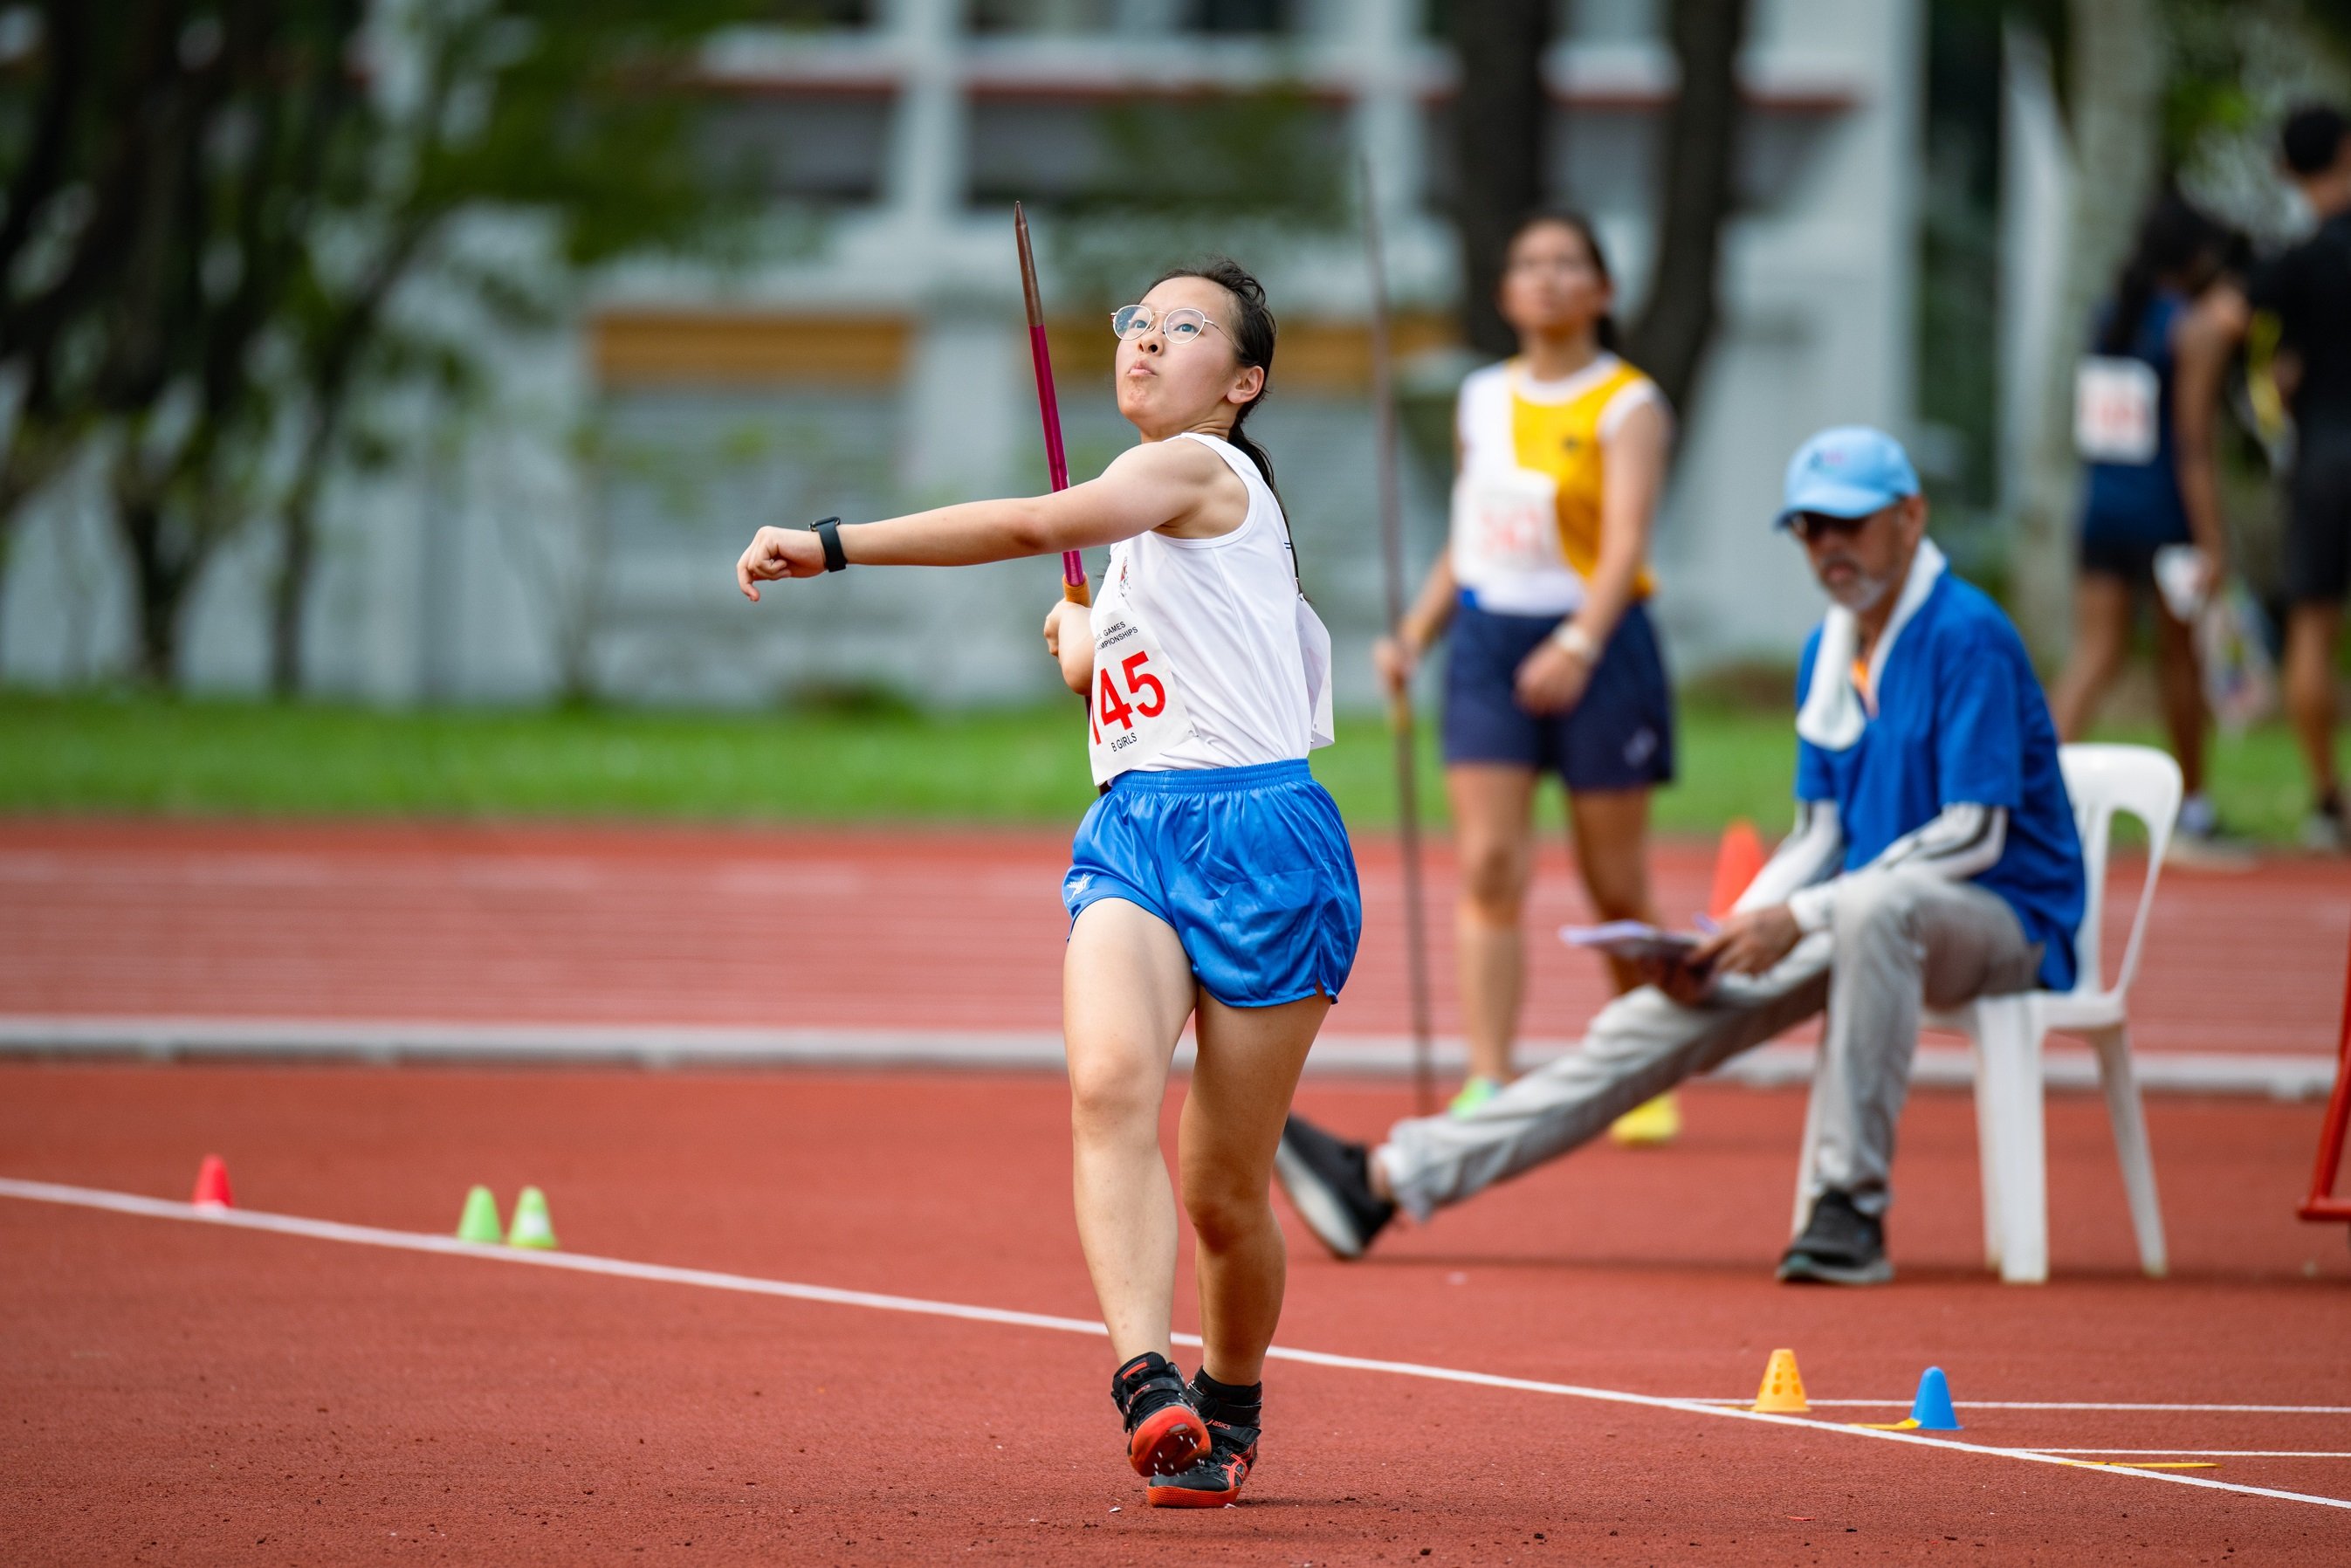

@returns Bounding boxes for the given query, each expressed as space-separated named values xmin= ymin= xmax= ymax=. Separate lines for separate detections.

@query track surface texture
xmin=6 ymin=1063 xmax=2351 ymax=1565
xmin=1 ymin=819 xmax=2343 ymax=1058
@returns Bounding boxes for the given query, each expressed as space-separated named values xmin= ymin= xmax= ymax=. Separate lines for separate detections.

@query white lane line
xmin=0 ymin=1017 xmax=2333 ymax=1097
xmin=0 ymin=1179 xmax=1110 ymax=1338
xmin=1687 ymin=1399 xmax=2351 ymax=1413
xmin=2021 ymin=1457 xmax=2351 ymax=1467
xmin=5 ymin=1176 xmax=2348 ymax=1516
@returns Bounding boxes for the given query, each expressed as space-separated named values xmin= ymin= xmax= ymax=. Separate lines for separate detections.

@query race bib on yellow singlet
xmin=1087 ymin=579 xmax=1196 ymax=787
xmin=1451 ymin=466 xmax=1566 ymax=583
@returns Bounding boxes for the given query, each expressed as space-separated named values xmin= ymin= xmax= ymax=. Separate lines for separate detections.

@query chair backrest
xmin=2057 ymin=743 xmax=2183 ymax=1001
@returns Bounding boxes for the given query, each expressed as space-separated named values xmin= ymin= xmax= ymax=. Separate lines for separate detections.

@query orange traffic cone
xmin=1708 ymin=819 xmax=1768 ymax=920
xmin=191 ymin=1154 xmax=233 ymax=1209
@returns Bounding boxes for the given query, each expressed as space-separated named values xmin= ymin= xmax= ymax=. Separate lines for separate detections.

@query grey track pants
xmin=1375 ymin=866 xmax=2042 ymax=1224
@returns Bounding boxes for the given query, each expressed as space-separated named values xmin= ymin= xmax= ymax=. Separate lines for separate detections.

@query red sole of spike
xmin=1145 ymin=1480 xmax=1243 ymax=1508
xmin=1125 ymin=1405 xmax=1207 ymax=1477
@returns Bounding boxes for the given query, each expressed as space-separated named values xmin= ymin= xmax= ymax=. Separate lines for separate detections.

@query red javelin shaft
xmin=1014 ymin=203 xmax=1090 ymax=606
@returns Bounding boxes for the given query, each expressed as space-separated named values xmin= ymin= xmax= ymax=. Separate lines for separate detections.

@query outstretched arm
xmin=738 ymin=439 xmax=1226 ymax=599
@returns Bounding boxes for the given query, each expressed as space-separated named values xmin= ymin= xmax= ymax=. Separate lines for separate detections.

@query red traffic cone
xmin=191 ymin=1154 xmax=233 ymax=1209
xmin=1708 ymin=819 xmax=1768 ymax=920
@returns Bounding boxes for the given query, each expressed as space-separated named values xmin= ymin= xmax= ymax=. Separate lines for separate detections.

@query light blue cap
xmin=1775 ymin=425 xmax=1919 ymax=530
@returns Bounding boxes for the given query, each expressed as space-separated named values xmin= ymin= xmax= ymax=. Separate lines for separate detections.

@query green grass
xmin=0 ymin=691 xmax=2312 ymax=841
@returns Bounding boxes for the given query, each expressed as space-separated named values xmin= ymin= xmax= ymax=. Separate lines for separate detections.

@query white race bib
xmin=1088 ymin=590 xmax=1196 ymax=787
xmin=2074 ymin=356 xmax=2161 ymax=464
xmin=1451 ymin=467 xmax=1566 ymax=583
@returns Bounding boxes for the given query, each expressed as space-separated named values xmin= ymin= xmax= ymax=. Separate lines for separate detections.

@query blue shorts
xmin=1440 ymin=597 xmax=1676 ymax=791
xmin=1062 ymin=759 xmax=1363 ymax=1008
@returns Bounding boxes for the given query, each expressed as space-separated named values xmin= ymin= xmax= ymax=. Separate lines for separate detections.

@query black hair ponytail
xmin=2099 ymin=192 xmax=2233 ymax=355
xmin=1147 ymin=256 xmax=1279 ymax=496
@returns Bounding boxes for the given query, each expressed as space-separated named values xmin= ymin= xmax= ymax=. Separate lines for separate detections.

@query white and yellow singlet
xmin=1449 ymin=354 xmax=1664 ymax=617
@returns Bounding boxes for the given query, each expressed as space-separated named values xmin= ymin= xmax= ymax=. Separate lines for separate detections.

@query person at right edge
xmin=1275 ymin=428 xmax=2087 ymax=1285
xmin=2243 ymin=104 xmax=2351 ymax=851
xmin=2047 ymin=192 xmax=2243 ymax=856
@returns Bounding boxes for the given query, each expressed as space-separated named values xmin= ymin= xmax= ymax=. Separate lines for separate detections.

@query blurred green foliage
xmin=0 ymin=0 xmax=775 ymax=690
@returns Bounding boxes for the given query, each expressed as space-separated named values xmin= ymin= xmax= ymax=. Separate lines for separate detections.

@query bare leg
xmin=1446 ymin=763 xmax=1538 ymax=1084
xmin=2148 ymin=588 xmax=2209 ymax=799
xmin=1063 ymin=897 xmax=1198 ymax=1364
xmin=1179 ymin=990 xmax=1328 ymax=1386
xmin=2049 ymin=573 xmax=2132 ymax=743
xmin=2285 ymin=602 xmax=2342 ymax=808
xmin=1565 ymin=786 xmax=1658 ymax=997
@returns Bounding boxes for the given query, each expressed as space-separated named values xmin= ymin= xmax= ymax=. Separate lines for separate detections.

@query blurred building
xmin=3 ymin=0 xmax=1925 ymax=707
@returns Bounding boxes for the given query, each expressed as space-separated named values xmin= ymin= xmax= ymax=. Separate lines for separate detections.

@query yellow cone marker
xmin=1751 ymin=1348 xmax=1809 ymax=1413
xmin=1609 ymin=1092 xmax=1682 ymax=1146
xmin=507 ymin=1185 xmax=559 ymax=1249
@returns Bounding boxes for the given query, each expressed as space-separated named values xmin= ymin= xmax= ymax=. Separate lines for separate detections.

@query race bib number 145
xmin=1089 ymin=605 xmax=1193 ymax=785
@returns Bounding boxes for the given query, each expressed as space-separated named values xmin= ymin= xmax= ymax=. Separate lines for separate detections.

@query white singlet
xmin=1085 ymin=431 xmax=1334 ymax=785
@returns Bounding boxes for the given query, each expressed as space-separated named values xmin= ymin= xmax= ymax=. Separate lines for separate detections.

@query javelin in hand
xmin=1361 ymin=158 xmax=1438 ymax=1115
xmin=1015 ymin=203 xmax=1090 ymax=608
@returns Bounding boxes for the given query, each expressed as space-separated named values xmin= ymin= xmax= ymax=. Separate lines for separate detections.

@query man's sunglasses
xmin=1789 ymin=512 xmax=1875 ymax=544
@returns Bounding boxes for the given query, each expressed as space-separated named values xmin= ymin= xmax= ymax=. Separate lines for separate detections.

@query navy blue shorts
xmin=1440 ymin=597 xmax=1675 ymax=791
xmin=1062 ymin=759 xmax=1363 ymax=1008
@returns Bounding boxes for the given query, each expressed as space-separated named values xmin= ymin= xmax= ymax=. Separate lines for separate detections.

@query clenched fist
xmin=736 ymin=526 xmax=828 ymax=601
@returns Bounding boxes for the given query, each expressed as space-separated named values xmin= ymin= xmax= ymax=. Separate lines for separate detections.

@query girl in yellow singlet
xmin=1377 ymin=210 xmax=1676 ymax=1121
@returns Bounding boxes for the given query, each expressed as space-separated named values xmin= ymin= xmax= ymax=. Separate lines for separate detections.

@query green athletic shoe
xmin=1447 ymin=1076 xmax=1502 ymax=1118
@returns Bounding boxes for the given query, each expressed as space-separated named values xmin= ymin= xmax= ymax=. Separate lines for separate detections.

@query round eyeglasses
xmin=1110 ymin=303 xmax=1227 ymax=344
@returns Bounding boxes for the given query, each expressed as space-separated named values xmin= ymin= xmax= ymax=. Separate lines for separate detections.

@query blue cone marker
xmin=1908 ymin=1365 xmax=1961 ymax=1430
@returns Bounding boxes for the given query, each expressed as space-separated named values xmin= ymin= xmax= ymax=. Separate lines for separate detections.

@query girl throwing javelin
xmin=736 ymin=259 xmax=1359 ymax=1509
xmin=1378 ymin=210 xmax=1675 ymax=1123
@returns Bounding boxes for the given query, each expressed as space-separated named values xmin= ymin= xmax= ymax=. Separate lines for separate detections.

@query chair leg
xmin=1792 ymin=1052 xmax=1828 ymax=1238
xmin=1973 ymin=995 xmax=2048 ymax=1283
xmin=1971 ymin=1028 xmax=2004 ymax=1272
xmin=2091 ymin=1024 xmax=2169 ymax=1279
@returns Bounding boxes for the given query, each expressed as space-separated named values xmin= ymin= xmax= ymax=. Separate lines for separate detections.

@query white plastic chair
xmin=1793 ymin=743 xmax=2183 ymax=1284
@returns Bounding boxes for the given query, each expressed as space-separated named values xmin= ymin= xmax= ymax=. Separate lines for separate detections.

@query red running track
xmin=2 ymin=819 xmax=2345 ymax=1058
xmin=3 ymin=1064 xmax=2349 ymax=1564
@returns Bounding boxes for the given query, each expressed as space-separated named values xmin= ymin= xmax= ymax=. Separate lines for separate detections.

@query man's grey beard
xmin=1826 ymin=568 xmax=1894 ymax=612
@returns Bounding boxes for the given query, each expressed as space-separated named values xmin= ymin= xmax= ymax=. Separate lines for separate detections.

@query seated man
xmin=1278 ymin=426 xmax=2086 ymax=1285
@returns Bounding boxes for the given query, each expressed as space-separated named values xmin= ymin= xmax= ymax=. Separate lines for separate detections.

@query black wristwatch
xmin=808 ymin=516 xmax=848 ymax=573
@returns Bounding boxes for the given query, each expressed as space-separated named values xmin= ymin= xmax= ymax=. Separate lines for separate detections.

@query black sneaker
xmin=1777 ymin=1190 xmax=1894 ymax=1285
xmin=1146 ymin=1372 xmax=1261 ymax=1508
xmin=1111 ymin=1352 xmax=1208 ymax=1477
xmin=1272 ymin=1114 xmax=1396 ymax=1260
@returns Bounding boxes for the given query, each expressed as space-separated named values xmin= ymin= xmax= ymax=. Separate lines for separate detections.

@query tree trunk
xmin=268 ymin=219 xmax=430 ymax=697
xmin=116 ymin=490 xmax=187 ymax=686
xmin=1624 ymin=0 xmax=1750 ymax=422
xmin=2012 ymin=0 xmax=2164 ymax=662
xmin=1447 ymin=0 xmax=1554 ymax=360
xmin=270 ymin=393 xmax=347 ymax=696
xmin=268 ymin=478 xmax=319 ymax=696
